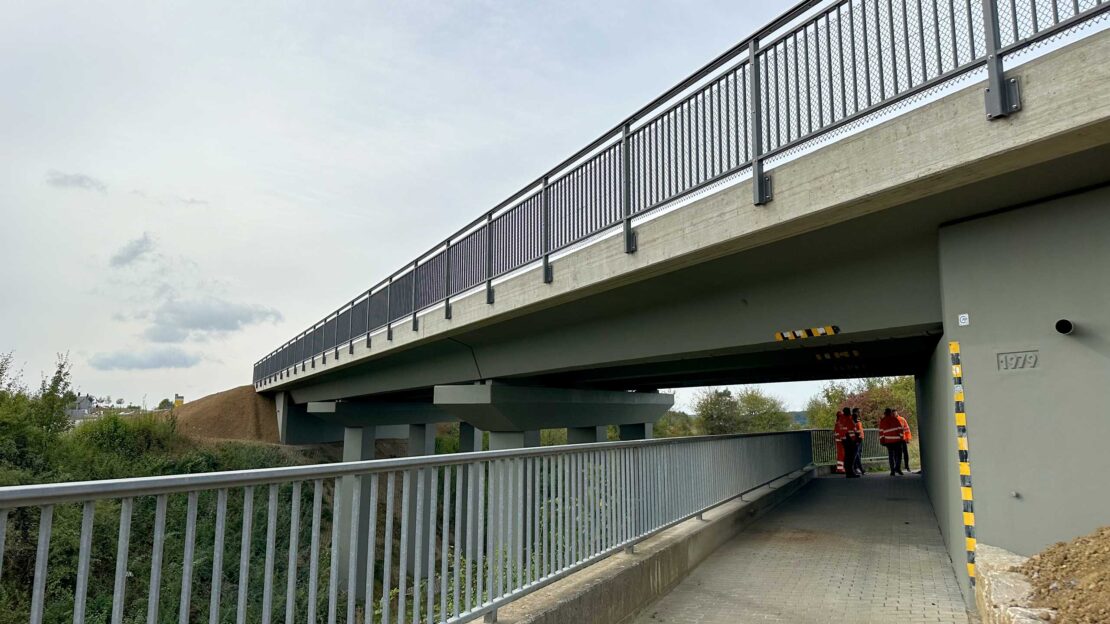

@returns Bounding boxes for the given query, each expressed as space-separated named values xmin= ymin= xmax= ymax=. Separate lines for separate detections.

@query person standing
xmin=879 ymin=408 xmax=906 ymax=476
xmin=895 ymin=409 xmax=912 ymax=472
xmin=833 ymin=409 xmax=850 ymax=473
xmin=851 ymin=408 xmax=866 ymax=476
xmin=836 ymin=408 xmax=859 ymax=478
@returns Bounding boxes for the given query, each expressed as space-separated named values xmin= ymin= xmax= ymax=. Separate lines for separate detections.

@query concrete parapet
xmin=488 ymin=468 xmax=814 ymax=624
xmin=975 ymin=544 xmax=1056 ymax=624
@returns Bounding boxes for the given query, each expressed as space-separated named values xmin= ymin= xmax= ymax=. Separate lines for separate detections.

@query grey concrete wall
xmin=935 ymin=184 xmax=1110 ymax=556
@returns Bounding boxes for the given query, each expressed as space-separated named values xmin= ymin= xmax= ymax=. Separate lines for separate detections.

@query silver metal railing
xmin=253 ymin=0 xmax=1109 ymax=385
xmin=0 ymin=431 xmax=812 ymax=624
xmin=811 ymin=428 xmax=889 ymax=465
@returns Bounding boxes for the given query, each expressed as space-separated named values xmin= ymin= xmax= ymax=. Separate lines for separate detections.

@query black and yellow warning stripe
xmin=775 ymin=325 xmax=840 ymax=341
xmin=950 ymin=341 xmax=977 ymax=585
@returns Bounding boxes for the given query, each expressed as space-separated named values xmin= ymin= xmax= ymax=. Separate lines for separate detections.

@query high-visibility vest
xmin=897 ymin=415 xmax=912 ymax=441
xmin=879 ymin=415 xmax=905 ymax=444
xmin=834 ymin=414 xmax=853 ymax=440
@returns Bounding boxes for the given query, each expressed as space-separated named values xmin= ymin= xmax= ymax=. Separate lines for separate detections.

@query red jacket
xmin=834 ymin=413 xmax=853 ymax=441
xmin=879 ymin=414 xmax=906 ymax=444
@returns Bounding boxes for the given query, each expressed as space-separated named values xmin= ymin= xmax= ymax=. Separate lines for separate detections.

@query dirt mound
xmin=1018 ymin=525 xmax=1110 ymax=623
xmin=175 ymin=385 xmax=279 ymax=443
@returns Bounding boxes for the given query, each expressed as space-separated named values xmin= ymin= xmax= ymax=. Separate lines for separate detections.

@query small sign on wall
xmin=997 ymin=350 xmax=1039 ymax=371
xmin=958 ymin=313 xmax=970 ymax=327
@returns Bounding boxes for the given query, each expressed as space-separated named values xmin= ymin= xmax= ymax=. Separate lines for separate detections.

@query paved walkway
xmin=632 ymin=474 xmax=971 ymax=624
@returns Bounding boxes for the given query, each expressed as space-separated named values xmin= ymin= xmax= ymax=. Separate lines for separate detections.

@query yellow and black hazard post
xmin=949 ymin=341 xmax=976 ymax=586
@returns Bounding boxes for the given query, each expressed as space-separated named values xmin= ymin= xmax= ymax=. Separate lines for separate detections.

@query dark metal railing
xmin=255 ymin=0 xmax=1107 ymax=384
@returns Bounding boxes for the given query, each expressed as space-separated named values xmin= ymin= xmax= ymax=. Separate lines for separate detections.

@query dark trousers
xmin=900 ymin=441 xmax=911 ymax=471
xmin=854 ymin=441 xmax=864 ymax=474
xmin=843 ymin=438 xmax=859 ymax=476
xmin=885 ymin=443 xmax=902 ymax=474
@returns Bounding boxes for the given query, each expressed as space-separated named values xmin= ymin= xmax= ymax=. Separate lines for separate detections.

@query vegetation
xmin=804 ymin=377 xmax=917 ymax=431
xmin=0 ymin=353 xmax=336 ymax=623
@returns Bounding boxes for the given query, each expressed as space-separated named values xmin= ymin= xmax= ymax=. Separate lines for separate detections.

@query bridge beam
xmin=432 ymin=382 xmax=673 ymax=433
xmin=275 ymin=391 xmax=344 ymax=444
xmin=568 ymin=425 xmax=608 ymax=444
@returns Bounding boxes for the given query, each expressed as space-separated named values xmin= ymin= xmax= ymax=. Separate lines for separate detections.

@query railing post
xmin=541 ymin=176 xmax=554 ymax=283
xmin=386 ymin=277 xmax=393 ymax=341
xmin=748 ymin=38 xmax=772 ymax=205
xmin=485 ymin=213 xmax=495 ymax=304
xmin=620 ymin=124 xmax=638 ymax=253
xmin=365 ymin=289 xmax=372 ymax=348
xmin=348 ymin=301 xmax=355 ymax=354
xmin=982 ymin=0 xmax=1021 ymax=119
xmin=445 ymin=238 xmax=453 ymax=319
xmin=411 ymin=259 xmax=419 ymax=331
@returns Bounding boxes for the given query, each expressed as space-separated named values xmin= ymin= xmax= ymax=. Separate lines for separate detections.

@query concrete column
xmin=459 ymin=422 xmax=483 ymax=453
xmin=275 ymin=391 xmax=344 ymax=444
xmin=337 ymin=425 xmax=376 ymax=597
xmin=488 ymin=430 xmax=540 ymax=450
xmin=567 ymin=425 xmax=607 ymax=444
xmin=619 ymin=423 xmax=653 ymax=440
xmin=408 ymin=423 xmax=436 ymax=457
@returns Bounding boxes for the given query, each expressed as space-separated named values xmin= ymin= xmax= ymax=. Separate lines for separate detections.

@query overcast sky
xmin=0 ymin=1 xmax=830 ymax=409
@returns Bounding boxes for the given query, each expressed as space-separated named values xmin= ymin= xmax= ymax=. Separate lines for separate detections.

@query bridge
xmin=4 ymin=0 xmax=1110 ymax=621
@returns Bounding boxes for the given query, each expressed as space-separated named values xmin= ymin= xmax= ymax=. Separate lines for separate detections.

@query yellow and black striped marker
xmin=950 ymin=341 xmax=977 ymax=586
xmin=775 ymin=325 xmax=840 ymax=341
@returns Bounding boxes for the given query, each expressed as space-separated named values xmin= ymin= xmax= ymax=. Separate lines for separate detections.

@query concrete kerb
xmin=478 ymin=468 xmax=816 ymax=624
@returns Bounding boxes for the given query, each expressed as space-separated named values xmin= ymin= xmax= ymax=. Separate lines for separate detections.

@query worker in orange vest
xmin=834 ymin=408 xmax=861 ymax=475
xmin=879 ymin=408 xmax=907 ymax=476
xmin=850 ymin=408 xmax=865 ymax=475
xmin=895 ymin=409 xmax=912 ymax=472
xmin=833 ymin=409 xmax=850 ymax=473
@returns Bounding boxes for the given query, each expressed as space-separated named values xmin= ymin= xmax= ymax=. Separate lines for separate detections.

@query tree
xmin=115 ymin=398 xmax=125 ymax=406
xmin=694 ymin=389 xmax=742 ymax=434
xmin=735 ymin=388 xmax=792 ymax=432
xmin=805 ymin=377 xmax=917 ymax=433
xmin=655 ymin=410 xmax=698 ymax=438
xmin=157 ymin=398 xmax=174 ymax=410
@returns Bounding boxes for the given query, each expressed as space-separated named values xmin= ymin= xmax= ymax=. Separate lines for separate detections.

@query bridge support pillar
xmin=275 ymin=391 xmax=344 ymax=444
xmin=337 ymin=425 xmax=377 ymax=599
xmin=488 ymin=430 xmax=540 ymax=450
xmin=619 ymin=423 xmax=653 ymax=441
xmin=459 ymin=422 xmax=483 ymax=453
xmin=568 ymin=425 xmax=607 ymax=444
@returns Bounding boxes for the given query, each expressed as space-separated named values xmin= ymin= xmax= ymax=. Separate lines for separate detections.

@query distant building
xmin=66 ymin=394 xmax=98 ymax=421
xmin=174 ymin=393 xmax=185 ymax=407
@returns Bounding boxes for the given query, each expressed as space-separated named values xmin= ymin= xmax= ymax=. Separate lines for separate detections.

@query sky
xmin=0 ymin=1 xmax=830 ymax=409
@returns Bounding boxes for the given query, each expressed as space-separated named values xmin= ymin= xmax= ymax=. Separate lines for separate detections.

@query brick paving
xmin=632 ymin=474 xmax=971 ymax=624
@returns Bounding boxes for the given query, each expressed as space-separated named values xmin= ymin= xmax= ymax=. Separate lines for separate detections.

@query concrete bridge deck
xmin=632 ymin=474 xmax=969 ymax=624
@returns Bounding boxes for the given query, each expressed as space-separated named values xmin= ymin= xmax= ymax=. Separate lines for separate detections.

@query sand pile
xmin=175 ymin=385 xmax=280 ymax=443
xmin=1018 ymin=525 xmax=1110 ymax=623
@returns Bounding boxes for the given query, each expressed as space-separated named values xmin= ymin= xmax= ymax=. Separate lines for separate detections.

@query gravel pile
xmin=1017 ymin=526 xmax=1110 ymax=623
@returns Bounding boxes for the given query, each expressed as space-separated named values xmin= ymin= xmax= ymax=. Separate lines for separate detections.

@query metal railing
xmin=810 ymin=428 xmax=887 ymax=465
xmin=253 ymin=0 xmax=1108 ymax=385
xmin=0 ymin=431 xmax=812 ymax=624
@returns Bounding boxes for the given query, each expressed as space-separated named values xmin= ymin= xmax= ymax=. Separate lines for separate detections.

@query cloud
xmin=109 ymin=233 xmax=155 ymax=268
xmin=89 ymin=346 xmax=201 ymax=371
xmin=144 ymin=297 xmax=283 ymax=343
xmin=45 ymin=170 xmax=107 ymax=193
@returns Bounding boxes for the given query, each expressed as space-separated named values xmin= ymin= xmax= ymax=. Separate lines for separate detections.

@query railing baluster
xmin=440 ymin=465 xmax=452 ymax=621
xmin=237 ymin=487 xmax=255 ymax=624
xmin=285 ymin=482 xmax=302 ymax=624
xmin=262 ymin=485 xmax=279 ymax=624
xmin=307 ymin=481 xmax=323 ymax=624
xmin=382 ymin=473 xmax=396 ymax=624
xmin=147 ymin=495 xmax=168 ymax=624
xmin=453 ymin=465 xmax=463 ymax=616
xmin=426 ymin=468 xmax=438 ymax=624
xmin=73 ymin=501 xmax=95 ymax=624
xmin=327 ymin=478 xmax=341 ymax=624
xmin=209 ymin=490 xmax=227 ymax=624
xmin=177 ymin=490 xmax=199 ymax=621
xmin=29 ymin=505 xmax=53 ymax=624
xmin=112 ymin=498 xmax=133 ymax=624
xmin=365 ymin=475 xmax=380 ymax=622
